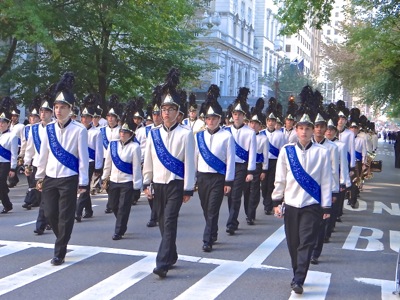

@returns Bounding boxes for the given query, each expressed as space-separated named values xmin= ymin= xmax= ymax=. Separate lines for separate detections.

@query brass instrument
xmin=363 ymin=151 xmax=376 ymax=180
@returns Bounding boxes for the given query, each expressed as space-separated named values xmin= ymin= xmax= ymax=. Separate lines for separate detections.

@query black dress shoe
xmin=82 ymin=213 xmax=93 ymax=218
xmin=310 ymin=257 xmax=319 ymax=265
xmin=202 ymin=243 xmax=212 ymax=252
xmin=153 ymin=267 xmax=168 ymax=278
xmin=112 ymin=234 xmax=122 ymax=240
xmin=51 ymin=257 xmax=65 ymax=266
xmin=147 ymin=220 xmax=157 ymax=227
xmin=264 ymin=210 xmax=272 ymax=215
xmin=75 ymin=216 xmax=82 ymax=222
xmin=1 ymin=207 xmax=12 ymax=214
xmin=45 ymin=224 xmax=52 ymax=231
xmin=336 ymin=217 xmax=342 ymax=223
xmin=22 ymin=203 xmax=32 ymax=210
xmin=246 ymin=218 xmax=254 ymax=225
xmin=226 ymin=227 xmax=235 ymax=235
xmin=105 ymin=208 xmax=113 ymax=214
xmin=34 ymin=229 xmax=44 ymax=235
xmin=292 ymin=283 xmax=303 ymax=294
xmin=211 ymin=236 xmax=218 ymax=243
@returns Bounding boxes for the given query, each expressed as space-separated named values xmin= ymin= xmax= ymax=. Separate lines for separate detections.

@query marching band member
xmin=101 ymin=95 xmax=122 ymax=213
xmin=243 ymin=99 xmax=269 ymax=225
xmin=224 ymin=87 xmax=257 ymax=235
xmin=260 ymin=110 xmax=287 ymax=215
xmin=135 ymin=86 xmax=163 ymax=227
xmin=21 ymin=96 xmax=41 ymax=210
xmin=182 ymin=93 xmax=205 ymax=133
xmin=195 ymin=85 xmax=235 ymax=252
xmin=75 ymin=94 xmax=103 ymax=221
xmin=36 ymin=72 xmax=89 ymax=265
xmin=0 ymin=97 xmax=18 ymax=213
xmin=325 ymin=119 xmax=350 ymax=231
xmin=24 ymin=90 xmax=54 ymax=234
xmin=310 ymin=113 xmax=339 ymax=264
xmin=143 ymin=68 xmax=195 ymax=278
xmin=284 ymin=114 xmax=298 ymax=143
xmin=272 ymin=114 xmax=332 ymax=295
xmin=102 ymin=102 xmax=142 ymax=240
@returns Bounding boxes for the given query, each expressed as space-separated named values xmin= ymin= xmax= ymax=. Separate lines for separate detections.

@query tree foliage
xmin=325 ymin=0 xmax=400 ymax=116
xmin=275 ymin=0 xmax=335 ymax=35
xmin=0 ymin=0 xmax=215 ymax=110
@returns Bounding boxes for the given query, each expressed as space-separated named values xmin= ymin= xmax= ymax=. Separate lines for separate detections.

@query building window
xmin=241 ymin=1 xmax=245 ymax=19
xmin=335 ymin=12 xmax=339 ymax=17
xmin=248 ymin=8 xmax=252 ymax=22
xmin=285 ymin=44 xmax=291 ymax=52
xmin=327 ymin=29 xmax=331 ymax=35
xmin=234 ymin=0 xmax=238 ymax=13
xmin=334 ymin=29 xmax=338 ymax=35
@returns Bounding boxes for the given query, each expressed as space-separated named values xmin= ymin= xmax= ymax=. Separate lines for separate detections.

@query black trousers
xmin=326 ymin=199 xmax=338 ymax=238
xmin=36 ymin=197 xmax=48 ymax=231
xmin=312 ymin=217 xmax=328 ymax=259
xmin=24 ymin=166 xmax=41 ymax=207
xmin=243 ymin=163 xmax=262 ymax=220
xmin=0 ymin=162 xmax=12 ymax=210
xmin=395 ymin=147 xmax=400 ymax=168
xmin=42 ymin=175 xmax=79 ymax=259
xmin=227 ymin=163 xmax=247 ymax=230
xmin=262 ymin=159 xmax=277 ymax=212
xmin=198 ymin=172 xmax=225 ymax=244
xmin=284 ymin=204 xmax=322 ymax=285
xmin=153 ymin=180 xmax=183 ymax=269
xmin=147 ymin=198 xmax=158 ymax=222
xmin=337 ymin=189 xmax=345 ymax=217
xmin=108 ymin=181 xmax=134 ymax=235
xmin=349 ymin=161 xmax=362 ymax=205
xmin=76 ymin=162 xmax=95 ymax=217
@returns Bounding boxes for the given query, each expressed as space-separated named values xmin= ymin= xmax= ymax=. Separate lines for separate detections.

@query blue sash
xmin=269 ymin=143 xmax=279 ymax=157
xmin=110 ymin=141 xmax=132 ymax=174
xmin=151 ymin=129 xmax=184 ymax=178
xmin=225 ymin=127 xmax=249 ymax=161
xmin=256 ymin=153 xmax=263 ymax=163
xmin=0 ymin=144 xmax=11 ymax=161
xmin=286 ymin=145 xmax=321 ymax=203
xmin=347 ymin=152 xmax=351 ymax=165
xmin=18 ymin=138 xmax=21 ymax=146
xmin=355 ymin=151 xmax=362 ymax=161
xmin=88 ymin=147 xmax=95 ymax=160
xmin=100 ymin=127 xmax=109 ymax=149
xmin=183 ymin=119 xmax=189 ymax=126
xmin=197 ymin=131 xmax=226 ymax=175
xmin=134 ymin=137 xmax=140 ymax=145
xmin=145 ymin=126 xmax=151 ymax=137
xmin=47 ymin=123 xmax=79 ymax=173
xmin=32 ymin=124 xmax=41 ymax=154
xmin=25 ymin=126 xmax=30 ymax=141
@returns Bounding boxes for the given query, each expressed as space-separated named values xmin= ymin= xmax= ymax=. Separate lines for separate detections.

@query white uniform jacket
xmin=36 ymin=119 xmax=89 ymax=187
xmin=24 ymin=122 xmax=48 ymax=168
xmin=338 ymin=128 xmax=355 ymax=168
xmin=272 ymin=142 xmax=332 ymax=212
xmin=284 ymin=127 xmax=298 ymax=144
xmin=143 ymin=123 xmax=196 ymax=194
xmin=194 ymin=127 xmax=235 ymax=184
xmin=331 ymin=138 xmax=351 ymax=188
xmin=225 ymin=124 xmax=257 ymax=173
xmin=100 ymin=124 xmax=120 ymax=158
xmin=256 ymin=132 xmax=269 ymax=172
xmin=102 ymin=138 xmax=142 ymax=190
xmin=87 ymin=125 xmax=104 ymax=170
xmin=260 ymin=128 xmax=287 ymax=160
xmin=10 ymin=122 xmax=25 ymax=148
xmin=313 ymin=138 xmax=339 ymax=194
xmin=354 ymin=135 xmax=367 ymax=164
xmin=0 ymin=129 xmax=18 ymax=170
xmin=182 ymin=118 xmax=205 ymax=133
xmin=135 ymin=124 xmax=154 ymax=163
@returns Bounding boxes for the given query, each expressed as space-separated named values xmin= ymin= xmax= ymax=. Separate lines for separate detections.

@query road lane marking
xmin=0 ymin=244 xmax=30 ymax=258
xmin=0 ymin=247 xmax=101 ymax=296
xmin=15 ymin=220 xmax=36 ymax=227
xmin=174 ymin=225 xmax=286 ymax=300
xmin=70 ymin=255 xmax=155 ymax=300
xmin=355 ymin=277 xmax=398 ymax=300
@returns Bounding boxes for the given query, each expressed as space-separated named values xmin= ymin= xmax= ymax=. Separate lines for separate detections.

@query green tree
xmin=1 ymin=0 xmax=215 ymax=109
xmin=324 ymin=1 xmax=400 ymax=117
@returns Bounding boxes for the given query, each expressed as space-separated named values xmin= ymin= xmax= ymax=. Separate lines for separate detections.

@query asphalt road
xmin=0 ymin=140 xmax=399 ymax=300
